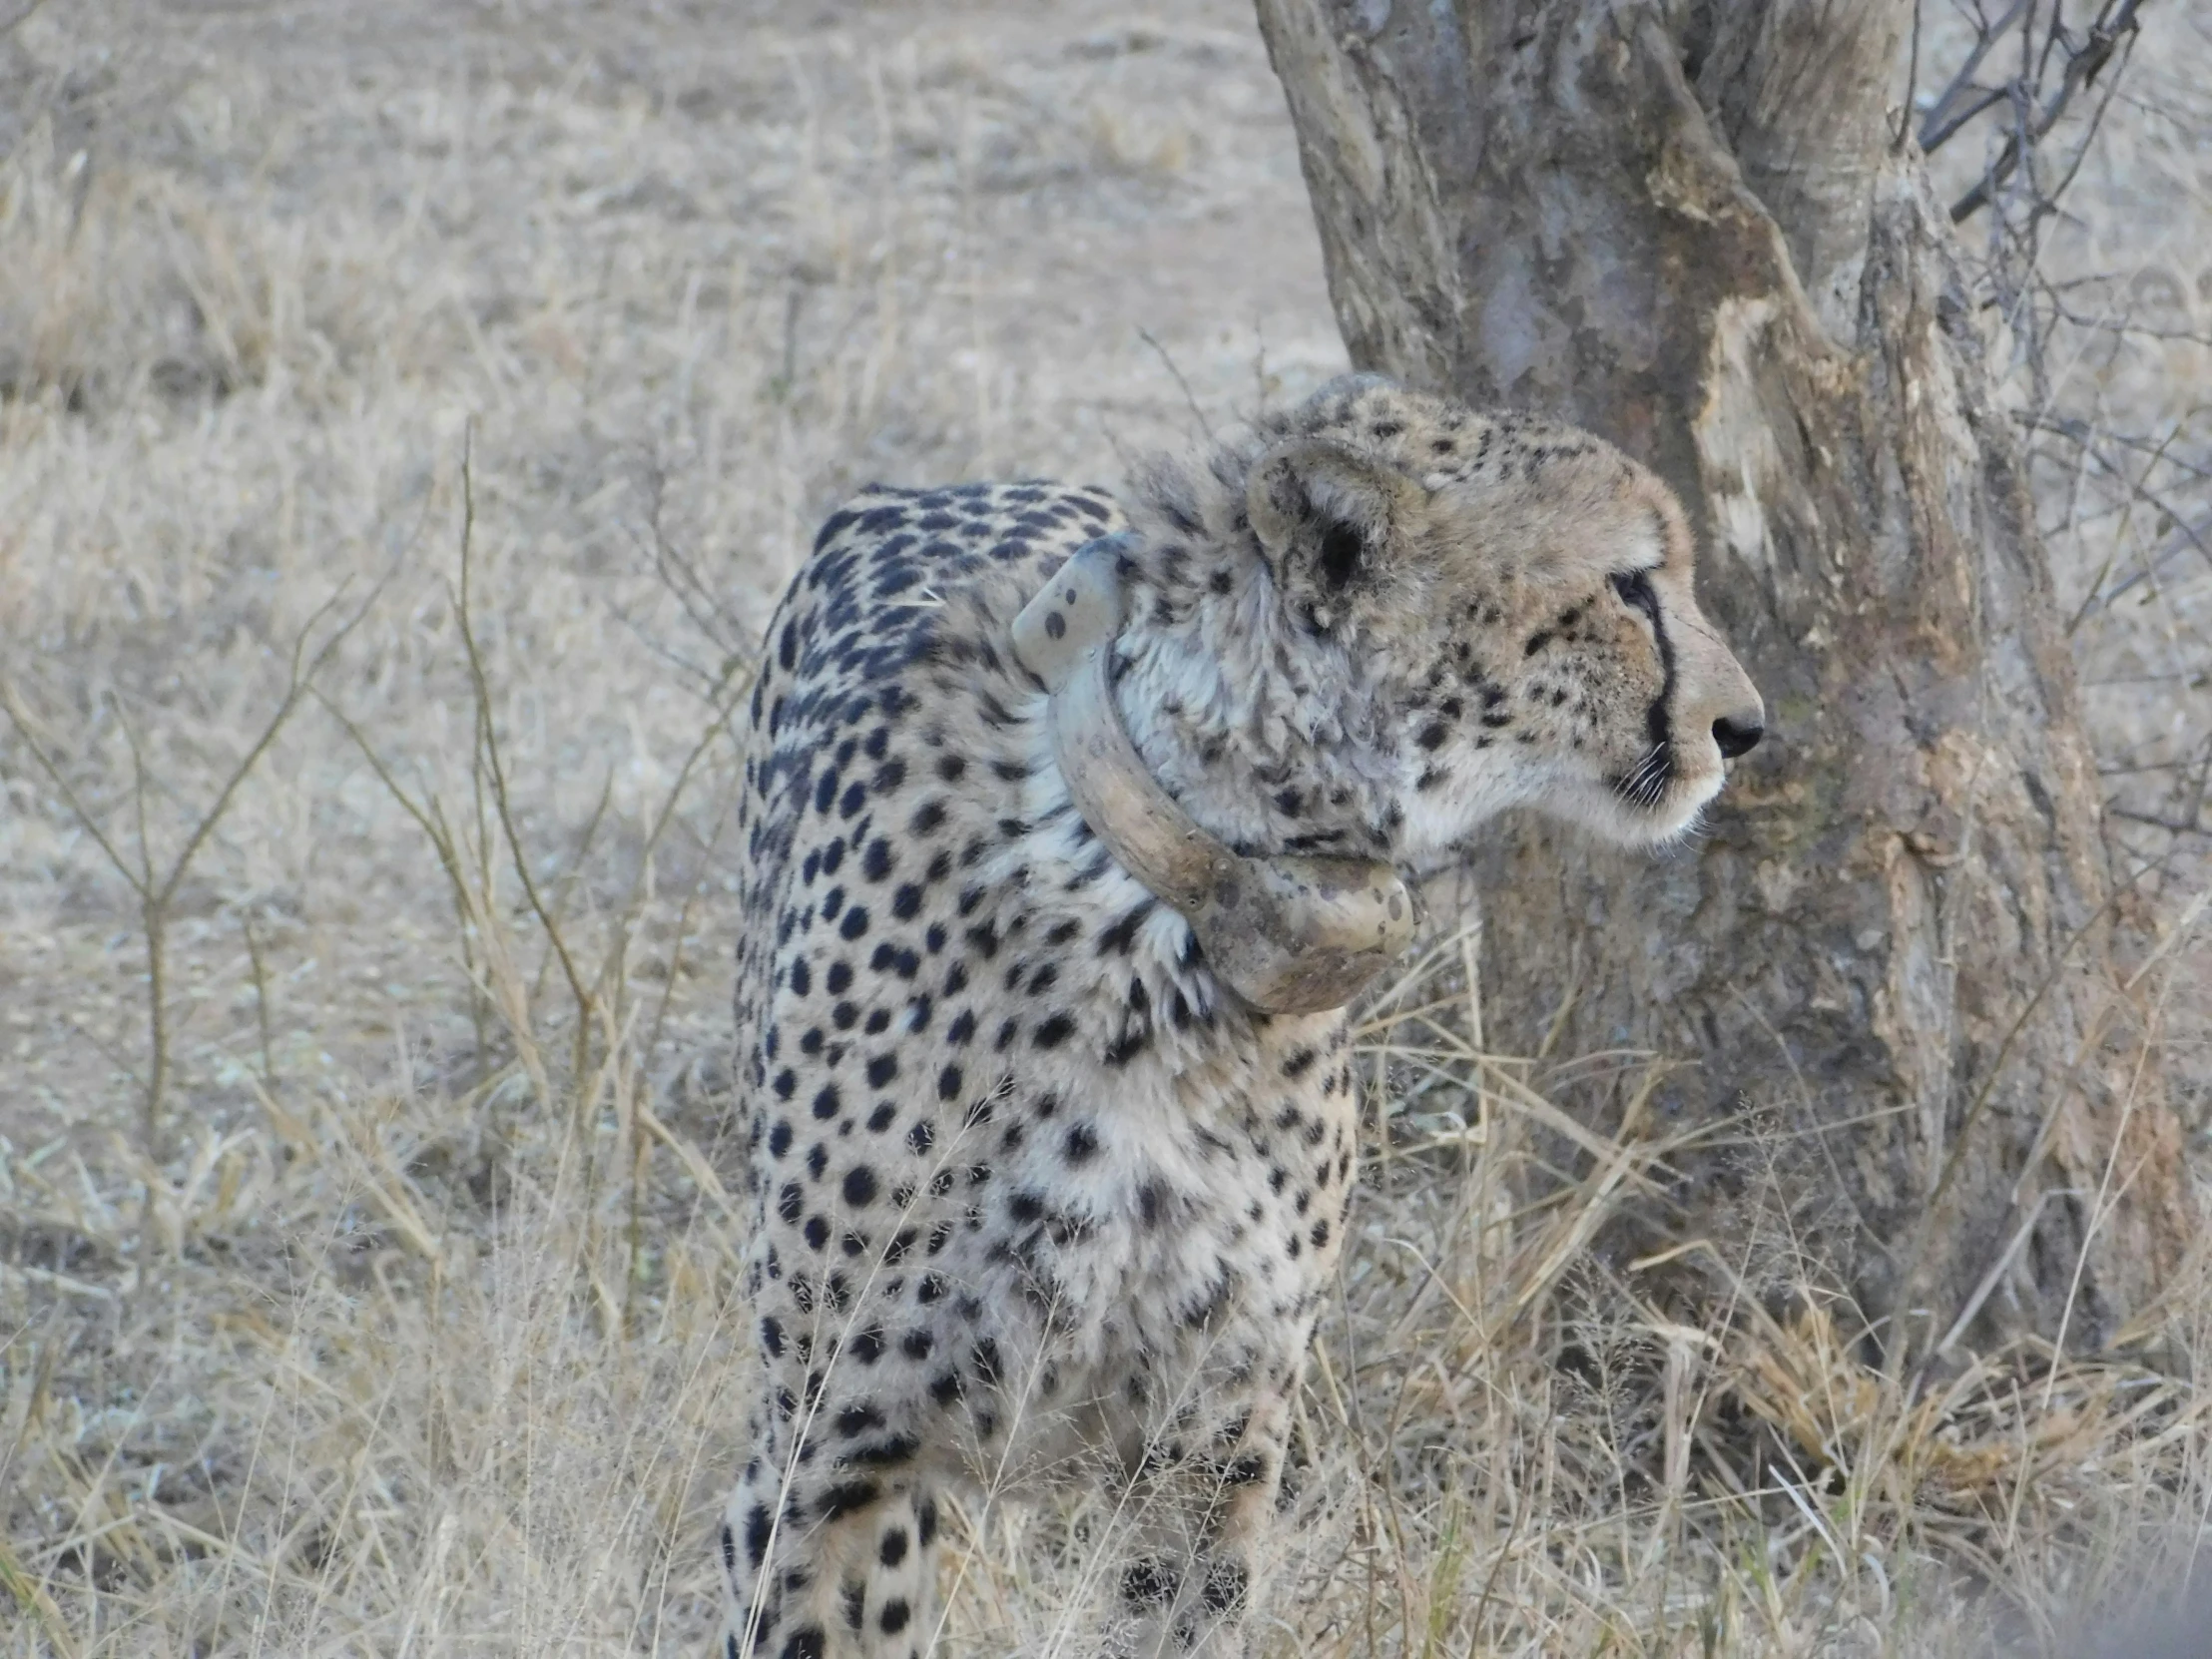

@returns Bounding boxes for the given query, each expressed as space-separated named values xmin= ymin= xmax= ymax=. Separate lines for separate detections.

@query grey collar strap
xmin=1008 ymin=535 xmax=1416 ymax=1016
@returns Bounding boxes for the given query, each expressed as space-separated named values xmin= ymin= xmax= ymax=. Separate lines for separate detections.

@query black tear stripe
xmin=1640 ymin=511 xmax=1676 ymax=758
xmin=1608 ymin=570 xmax=1675 ymax=809
xmin=1643 ymin=595 xmax=1676 ymax=757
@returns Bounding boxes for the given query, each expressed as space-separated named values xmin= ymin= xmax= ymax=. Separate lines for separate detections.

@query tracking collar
xmin=1008 ymin=535 xmax=1415 ymax=1016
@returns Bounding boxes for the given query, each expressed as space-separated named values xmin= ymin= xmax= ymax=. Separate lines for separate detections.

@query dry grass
xmin=2 ymin=3 xmax=2210 ymax=1655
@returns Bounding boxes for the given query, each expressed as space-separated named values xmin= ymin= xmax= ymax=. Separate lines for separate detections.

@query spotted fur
xmin=721 ymin=375 xmax=1762 ymax=1658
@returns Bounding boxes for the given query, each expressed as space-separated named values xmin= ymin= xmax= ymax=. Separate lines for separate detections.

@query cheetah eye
xmin=1609 ymin=568 xmax=1659 ymax=620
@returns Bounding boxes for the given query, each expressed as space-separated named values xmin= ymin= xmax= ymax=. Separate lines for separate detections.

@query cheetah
xmin=720 ymin=374 xmax=1764 ymax=1658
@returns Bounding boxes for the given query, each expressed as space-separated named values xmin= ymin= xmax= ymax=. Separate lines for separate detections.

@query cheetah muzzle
xmin=720 ymin=373 xmax=1763 ymax=1659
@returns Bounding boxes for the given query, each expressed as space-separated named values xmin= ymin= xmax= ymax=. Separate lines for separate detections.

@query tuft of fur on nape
xmin=1105 ymin=423 xmax=1407 ymax=868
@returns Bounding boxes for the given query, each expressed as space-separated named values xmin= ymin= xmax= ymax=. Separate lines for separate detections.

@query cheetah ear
xmin=1245 ymin=436 xmax=1418 ymax=597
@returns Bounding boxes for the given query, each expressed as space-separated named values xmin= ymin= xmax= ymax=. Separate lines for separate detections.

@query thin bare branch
xmin=1947 ymin=0 xmax=2149 ymax=223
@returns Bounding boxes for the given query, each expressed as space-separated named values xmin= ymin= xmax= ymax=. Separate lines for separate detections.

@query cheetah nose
xmin=1712 ymin=713 xmax=1765 ymax=760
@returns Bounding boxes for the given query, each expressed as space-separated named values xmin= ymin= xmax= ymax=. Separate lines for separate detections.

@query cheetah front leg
xmin=1106 ymin=1406 xmax=1288 ymax=1658
xmin=720 ymin=1418 xmax=940 ymax=1659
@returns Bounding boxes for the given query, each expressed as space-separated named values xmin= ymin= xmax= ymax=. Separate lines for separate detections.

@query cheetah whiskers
xmin=1614 ymin=741 xmax=1674 ymax=811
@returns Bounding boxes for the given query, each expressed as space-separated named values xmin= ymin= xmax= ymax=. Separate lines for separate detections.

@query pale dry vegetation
xmin=3 ymin=3 xmax=2211 ymax=1656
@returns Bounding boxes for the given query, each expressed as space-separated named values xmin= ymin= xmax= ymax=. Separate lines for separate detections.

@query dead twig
xmin=1 ymin=582 xmax=373 ymax=1156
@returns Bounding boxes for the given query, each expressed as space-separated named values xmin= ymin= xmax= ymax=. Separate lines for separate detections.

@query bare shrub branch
xmin=1 ymin=583 xmax=371 ymax=1155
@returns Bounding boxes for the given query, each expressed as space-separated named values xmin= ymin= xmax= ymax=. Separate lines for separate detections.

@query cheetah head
xmin=1243 ymin=376 xmax=1764 ymax=862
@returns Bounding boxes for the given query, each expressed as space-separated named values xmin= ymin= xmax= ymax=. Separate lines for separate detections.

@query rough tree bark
xmin=1255 ymin=0 xmax=2196 ymax=1359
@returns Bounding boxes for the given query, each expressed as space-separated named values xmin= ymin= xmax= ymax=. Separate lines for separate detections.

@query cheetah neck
xmin=1104 ymin=473 xmax=1406 ymax=868
xmin=1013 ymin=538 xmax=1413 ymax=1015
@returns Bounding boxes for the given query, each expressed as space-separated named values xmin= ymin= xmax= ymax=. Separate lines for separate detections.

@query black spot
xmin=1202 ymin=1560 xmax=1250 ymax=1614
xmin=840 ymin=907 xmax=870 ymax=940
xmin=1064 ymin=1123 xmax=1099 ymax=1164
xmin=818 ymin=1481 xmax=878 ymax=1522
xmin=1122 ymin=1558 xmax=1178 ymax=1607
xmin=971 ymin=1338 xmax=1002 ymax=1382
xmin=867 ymin=1054 xmax=898 ymax=1087
xmin=745 ymin=1502 xmax=773 ymax=1566
xmin=835 ymin=1402 xmax=885 ymax=1437
xmin=848 ymin=1432 xmax=923 ymax=1469
xmin=813 ymin=1084 xmax=840 ymax=1121
xmin=879 ymin=1528 xmax=909 ymax=1567
xmin=1097 ymin=900 xmax=1153 ymax=955
xmin=843 ymin=1167 xmax=880 ymax=1207
xmin=879 ymin=1599 xmax=910 ymax=1636
xmin=1033 ymin=1013 xmax=1075 ymax=1049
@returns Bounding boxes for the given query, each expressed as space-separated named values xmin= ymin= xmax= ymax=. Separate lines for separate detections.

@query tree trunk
xmin=1255 ymin=0 xmax=2195 ymax=1359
